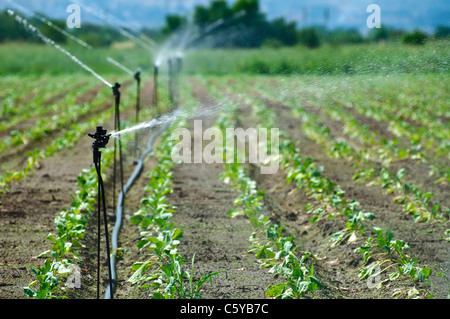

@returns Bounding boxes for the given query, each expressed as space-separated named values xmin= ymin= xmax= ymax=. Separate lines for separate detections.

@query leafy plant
xmin=330 ymin=202 xmax=375 ymax=246
xmin=355 ymin=227 xmax=433 ymax=297
xmin=266 ymin=250 xmax=323 ymax=299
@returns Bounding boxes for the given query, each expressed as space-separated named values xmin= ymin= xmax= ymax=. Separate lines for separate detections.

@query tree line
xmin=1 ymin=0 xmax=449 ymax=48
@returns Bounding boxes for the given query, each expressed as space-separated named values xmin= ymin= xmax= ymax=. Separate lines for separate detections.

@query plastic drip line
xmin=104 ymin=117 xmax=173 ymax=299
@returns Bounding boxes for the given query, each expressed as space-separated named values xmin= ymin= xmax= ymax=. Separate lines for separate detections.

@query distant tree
xmin=403 ymin=29 xmax=428 ymax=45
xmin=231 ymin=0 xmax=260 ymax=20
xmin=298 ymin=27 xmax=321 ymax=48
xmin=268 ymin=18 xmax=297 ymax=46
xmin=0 ymin=10 xmax=36 ymax=42
xmin=209 ymin=0 xmax=233 ymax=22
xmin=193 ymin=5 xmax=210 ymax=29
xmin=162 ymin=14 xmax=187 ymax=35
xmin=194 ymin=0 xmax=232 ymax=29
xmin=191 ymin=0 xmax=297 ymax=48
xmin=434 ymin=25 xmax=450 ymax=39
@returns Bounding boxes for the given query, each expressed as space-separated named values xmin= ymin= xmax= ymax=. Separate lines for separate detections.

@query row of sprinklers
xmin=6 ymin=0 xmax=244 ymax=299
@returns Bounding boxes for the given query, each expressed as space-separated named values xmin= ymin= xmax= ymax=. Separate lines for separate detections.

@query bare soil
xmin=0 ymin=75 xmax=448 ymax=300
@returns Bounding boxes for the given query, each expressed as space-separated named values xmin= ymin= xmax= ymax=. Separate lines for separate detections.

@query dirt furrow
xmin=168 ymin=118 xmax=280 ymax=298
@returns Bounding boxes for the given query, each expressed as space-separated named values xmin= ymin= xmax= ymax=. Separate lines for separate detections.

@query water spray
xmin=71 ymin=0 xmax=156 ymax=51
xmin=185 ymin=10 xmax=245 ymax=49
xmin=106 ymin=57 xmax=134 ymax=77
xmin=88 ymin=126 xmax=113 ymax=299
xmin=7 ymin=0 xmax=92 ymax=49
xmin=7 ymin=9 xmax=112 ymax=88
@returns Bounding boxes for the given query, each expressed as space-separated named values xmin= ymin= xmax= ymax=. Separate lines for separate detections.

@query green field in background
xmin=0 ymin=40 xmax=448 ymax=76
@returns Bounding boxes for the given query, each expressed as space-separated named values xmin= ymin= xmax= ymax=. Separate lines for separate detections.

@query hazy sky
xmin=3 ymin=0 xmax=449 ymax=33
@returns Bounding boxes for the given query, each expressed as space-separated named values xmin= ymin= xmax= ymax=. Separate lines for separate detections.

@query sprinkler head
xmin=134 ymin=70 xmax=141 ymax=82
xmin=88 ymin=126 xmax=111 ymax=150
xmin=112 ymin=82 xmax=121 ymax=97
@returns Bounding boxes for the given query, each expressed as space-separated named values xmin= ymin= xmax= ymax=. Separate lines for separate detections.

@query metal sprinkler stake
xmin=175 ymin=55 xmax=183 ymax=104
xmin=134 ymin=70 xmax=141 ymax=124
xmin=112 ymin=82 xmax=125 ymax=191
xmin=112 ymin=83 xmax=125 ymax=256
xmin=153 ymin=64 xmax=159 ymax=110
xmin=134 ymin=70 xmax=141 ymax=158
xmin=168 ymin=58 xmax=175 ymax=106
xmin=88 ymin=126 xmax=113 ymax=299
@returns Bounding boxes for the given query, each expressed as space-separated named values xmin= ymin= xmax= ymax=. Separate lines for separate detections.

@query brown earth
xmin=0 ymin=74 xmax=448 ymax=301
xmin=111 ymin=76 xmax=449 ymax=299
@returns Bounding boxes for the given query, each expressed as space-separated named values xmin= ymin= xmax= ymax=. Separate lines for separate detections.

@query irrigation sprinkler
xmin=105 ymin=57 xmax=142 ymax=157
xmin=88 ymin=126 xmax=113 ymax=299
xmin=112 ymin=83 xmax=125 ymax=221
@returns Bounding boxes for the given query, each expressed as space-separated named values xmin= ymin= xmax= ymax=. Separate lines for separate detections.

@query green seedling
xmin=355 ymin=227 xmax=432 ymax=295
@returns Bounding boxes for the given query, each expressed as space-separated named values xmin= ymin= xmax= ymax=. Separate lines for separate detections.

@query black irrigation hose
xmin=104 ymin=118 xmax=172 ymax=299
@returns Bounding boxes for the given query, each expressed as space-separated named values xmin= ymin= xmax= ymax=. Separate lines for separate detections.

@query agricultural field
xmin=0 ymin=36 xmax=449 ymax=304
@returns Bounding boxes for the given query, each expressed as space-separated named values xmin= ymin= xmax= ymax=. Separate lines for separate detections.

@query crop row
xmin=23 ymin=147 xmax=115 ymax=298
xmin=1 ymin=75 xmax=66 ymax=123
xmin=21 ymin=77 xmax=145 ymax=298
xmin=0 ymin=78 xmax=111 ymax=154
xmin=0 ymin=78 xmax=131 ymax=195
xmin=256 ymin=75 xmax=449 ymax=182
xmin=204 ymin=76 xmax=439 ymax=298
xmin=213 ymin=93 xmax=323 ymax=299
xmin=247 ymin=77 xmax=448 ymax=223
xmin=0 ymin=76 xmax=96 ymax=132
